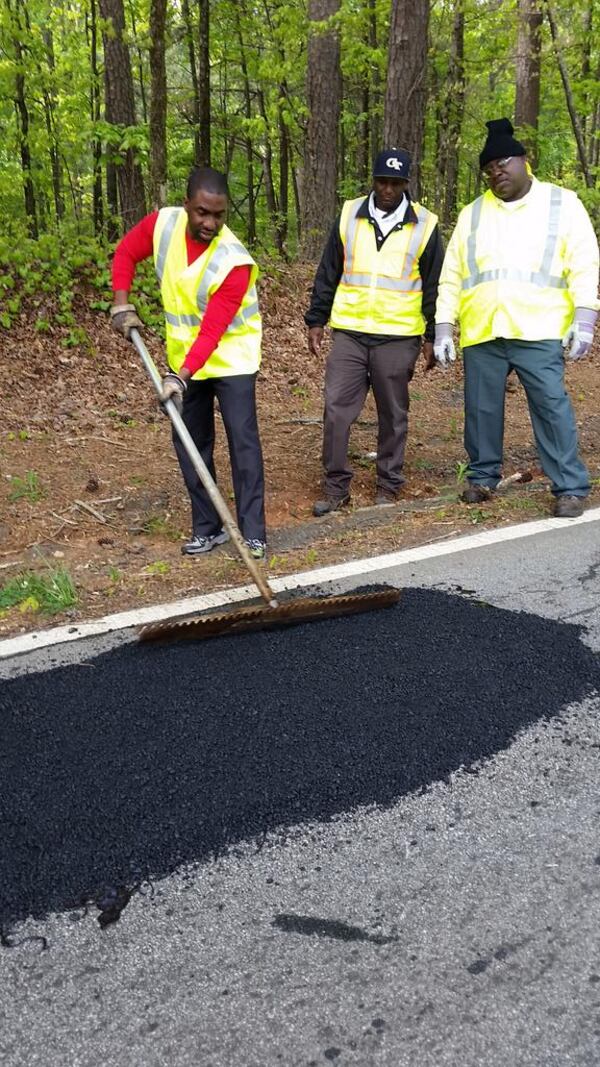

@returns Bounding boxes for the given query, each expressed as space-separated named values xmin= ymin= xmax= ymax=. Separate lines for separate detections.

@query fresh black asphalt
xmin=1 ymin=587 xmax=598 ymax=935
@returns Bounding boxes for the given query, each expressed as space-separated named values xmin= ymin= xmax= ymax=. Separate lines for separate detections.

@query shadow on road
xmin=1 ymin=588 xmax=598 ymax=930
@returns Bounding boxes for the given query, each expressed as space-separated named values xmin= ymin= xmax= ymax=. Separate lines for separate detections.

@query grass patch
xmin=142 ymin=515 xmax=183 ymax=541
xmin=501 ymin=495 xmax=545 ymax=513
xmin=8 ymin=470 xmax=44 ymax=502
xmin=0 ymin=568 xmax=77 ymax=614
xmin=145 ymin=560 xmax=171 ymax=576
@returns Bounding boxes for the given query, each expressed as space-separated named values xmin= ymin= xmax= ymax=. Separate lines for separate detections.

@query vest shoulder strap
xmin=154 ymin=207 xmax=185 ymax=283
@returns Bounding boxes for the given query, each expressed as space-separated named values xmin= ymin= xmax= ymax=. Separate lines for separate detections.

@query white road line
xmin=1 ymin=507 xmax=599 ymax=660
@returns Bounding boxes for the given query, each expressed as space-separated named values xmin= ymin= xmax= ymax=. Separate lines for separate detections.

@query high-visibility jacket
xmin=436 ymin=178 xmax=600 ymax=346
xmin=153 ymin=207 xmax=262 ymax=378
xmin=329 ymin=196 xmax=438 ymax=335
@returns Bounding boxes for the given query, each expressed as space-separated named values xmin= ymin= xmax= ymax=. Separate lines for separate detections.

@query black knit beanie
xmin=479 ymin=118 xmax=526 ymax=169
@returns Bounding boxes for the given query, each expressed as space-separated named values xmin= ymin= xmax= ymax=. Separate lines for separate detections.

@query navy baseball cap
xmin=373 ymin=147 xmax=411 ymax=179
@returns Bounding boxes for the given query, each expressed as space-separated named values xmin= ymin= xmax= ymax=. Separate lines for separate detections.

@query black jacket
xmin=304 ymin=194 xmax=444 ymax=343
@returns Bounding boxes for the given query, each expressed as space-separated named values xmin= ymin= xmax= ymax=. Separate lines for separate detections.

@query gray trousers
xmin=463 ymin=338 xmax=589 ymax=497
xmin=322 ymin=331 xmax=421 ymax=498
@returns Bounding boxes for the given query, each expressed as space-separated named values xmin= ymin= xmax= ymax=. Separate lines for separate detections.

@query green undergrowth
xmin=0 ymin=227 xmax=164 ymax=337
xmin=0 ymin=568 xmax=78 ymax=615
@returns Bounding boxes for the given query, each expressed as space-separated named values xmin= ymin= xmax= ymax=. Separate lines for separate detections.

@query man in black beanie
xmin=305 ymin=148 xmax=443 ymax=514
xmin=435 ymin=118 xmax=599 ymax=518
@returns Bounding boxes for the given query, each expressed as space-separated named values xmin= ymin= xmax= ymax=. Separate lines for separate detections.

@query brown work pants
xmin=322 ymin=331 xmax=421 ymax=498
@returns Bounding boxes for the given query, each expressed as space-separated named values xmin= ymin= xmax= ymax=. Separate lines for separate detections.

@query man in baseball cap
xmin=305 ymin=147 xmax=443 ymax=513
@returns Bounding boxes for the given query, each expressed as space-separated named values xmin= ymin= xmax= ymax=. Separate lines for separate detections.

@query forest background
xmin=1 ymin=0 xmax=599 ymax=276
xmin=0 ymin=0 xmax=599 ymax=632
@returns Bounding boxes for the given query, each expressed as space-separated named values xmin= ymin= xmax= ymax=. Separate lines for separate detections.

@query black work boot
xmin=553 ymin=495 xmax=584 ymax=518
xmin=461 ymin=483 xmax=494 ymax=504
xmin=375 ymin=488 xmax=398 ymax=506
xmin=312 ymin=494 xmax=350 ymax=518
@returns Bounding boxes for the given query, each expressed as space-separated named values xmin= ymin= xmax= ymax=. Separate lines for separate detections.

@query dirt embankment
xmin=1 ymin=264 xmax=599 ymax=637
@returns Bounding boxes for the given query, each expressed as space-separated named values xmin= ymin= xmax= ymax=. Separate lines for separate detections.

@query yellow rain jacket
xmin=153 ymin=207 xmax=261 ymax=378
xmin=329 ymin=196 xmax=438 ymax=336
xmin=436 ymin=177 xmax=600 ymax=346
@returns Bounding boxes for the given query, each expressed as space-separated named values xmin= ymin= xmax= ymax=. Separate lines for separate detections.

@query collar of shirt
xmin=368 ymin=191 xmax=408 ymax=235
xmin=356 ymin=192 xmax=417 ymax=231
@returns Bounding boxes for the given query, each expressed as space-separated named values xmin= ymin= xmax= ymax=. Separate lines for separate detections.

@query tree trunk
xmin=149 ymin=0 xmax=168 ymax=208
xmin=591 ymin=92 xmax=600 ymax=169
xmin=384 ymin=0 xmax=430 ymax=199
xmin=88 ymin=0 xmax=104 ymax=234
xmin=128 ymin=0 xmax=148 ymax=124
xmin=515 ymin=0 xmax=542 ymax=165
xmin=198 ymin=0 xmax=211 ymax=165
xmin=106 ymin=163 xmax=119 ymax=239
xmin=581 ymin=0 xmax=593 ymax=152
xmin=543 ymin=0 xmax=593 ymax=187
xmin=99 ymin=0 xmax=146 ymax=229
xmin=291 ymin=161 xmax=302 ymax=243
xmin=437 ymin=0 xmax=464 ymax=226
xmin=181 ymin=0 xmax=201 ymax=162
xmin=300 ymin=0 xmax=341 ymax=260
xmin=235 ymin=11 xmax=256 ymax=246
xmin=365 ymin=0 xmax=377 ymax=166
xmin=9 ymin=0 xmax=38 ymax=237
xmin=278 ymin=90 xmax=289 ymax=253
xmin=42 ymin=29 xmax=65 ymax=224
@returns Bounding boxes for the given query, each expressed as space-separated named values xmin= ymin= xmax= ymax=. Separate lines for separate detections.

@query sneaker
xmin=181 ymin=529 xmax=230 ymax=556
xmin=244 ymin=538 xmax=266 ymax=560
xmin=313 ymin=494 xmax=350 ymax=517
xmin=461 ymin=483 xmax=494 ymax=504
xmin=375 ymin=488 xmax=398 ymax=506
xmin=553 ymin=495 xmax=584 ymax=518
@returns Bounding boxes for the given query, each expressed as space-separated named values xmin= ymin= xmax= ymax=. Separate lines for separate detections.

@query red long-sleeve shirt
xmin=112 ymin=211 xmax=251 ymax=375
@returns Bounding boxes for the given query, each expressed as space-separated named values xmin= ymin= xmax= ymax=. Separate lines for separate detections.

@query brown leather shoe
xmin=461 ymin=483 xmax=494 ymax=504
xmin=313 ymin=494 xmax=350 ymax=517
xmin=553 ymin=495 xmax=584 ymax=518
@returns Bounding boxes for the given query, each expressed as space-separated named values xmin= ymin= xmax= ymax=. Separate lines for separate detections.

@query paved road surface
xmin=1 ymin=518 xmax=600 ymax=1067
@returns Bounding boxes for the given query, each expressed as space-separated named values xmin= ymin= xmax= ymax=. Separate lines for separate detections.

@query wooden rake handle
xmin=130 ymin=329 xmax=278 ymax=608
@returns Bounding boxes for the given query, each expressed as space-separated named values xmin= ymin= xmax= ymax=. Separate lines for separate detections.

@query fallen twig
xmin=51 ymin=510 xmax=78 ymax=526
xmin=276 ymin=418 xmax=322 ymax=425
xmin=65 ymin=435 xmax=140 ymax=453
xmin=74 ymin=499 xmax=108 ymax=524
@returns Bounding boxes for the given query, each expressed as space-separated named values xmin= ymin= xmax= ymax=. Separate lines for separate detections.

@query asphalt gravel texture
xmin=1 ymin=587 xmax=598 ymax=936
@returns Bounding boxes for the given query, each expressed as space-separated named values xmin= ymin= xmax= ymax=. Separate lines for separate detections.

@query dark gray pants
xmin=463 ymin=338 xmax=589 ymax=497
xmin=172 ymin=373 xmax=266 ymax=540
xmin=322 ymin=331 xmax=421 ymax=498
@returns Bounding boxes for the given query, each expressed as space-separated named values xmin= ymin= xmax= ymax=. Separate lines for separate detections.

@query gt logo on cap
xmin=373 ymin=147 xmax=412 ymax=179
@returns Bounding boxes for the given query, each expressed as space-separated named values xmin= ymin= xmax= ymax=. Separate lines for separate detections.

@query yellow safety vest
xmin=153 ymin=207 xmax=261 ymax=379
xmin=329 ymin=196 xmax=438 ymax=336
xmin=442 ymin=181 xmax=581 ymax=346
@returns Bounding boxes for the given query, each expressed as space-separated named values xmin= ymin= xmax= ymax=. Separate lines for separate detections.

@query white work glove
xmin=433 ymin=323 xmax=457 ymax=369
xmin=159 ymin=372 xmax=187 ymax=414
xmin=562 ymin=308 xmax=597 ymax=361
xmin=109 ymin=303 xmax=143 ymax=340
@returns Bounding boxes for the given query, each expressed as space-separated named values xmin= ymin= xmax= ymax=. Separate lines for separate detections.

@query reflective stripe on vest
xmin=196 ymin=240 xmax=250 ymax=312
xmin=155 ymin=208 xmax=180 ymax=284
xmin=341 ymin=200 xmax=427 ymax=292
xmin=156 ymin=214 xmax=258 ymax=330
xmin=165 ymin=310 xmax=200 ymax=327
xmin=230 ymin=289 xmax=259 ymax=330
xmin=463 ymin=186 xmax=567 ymax=291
